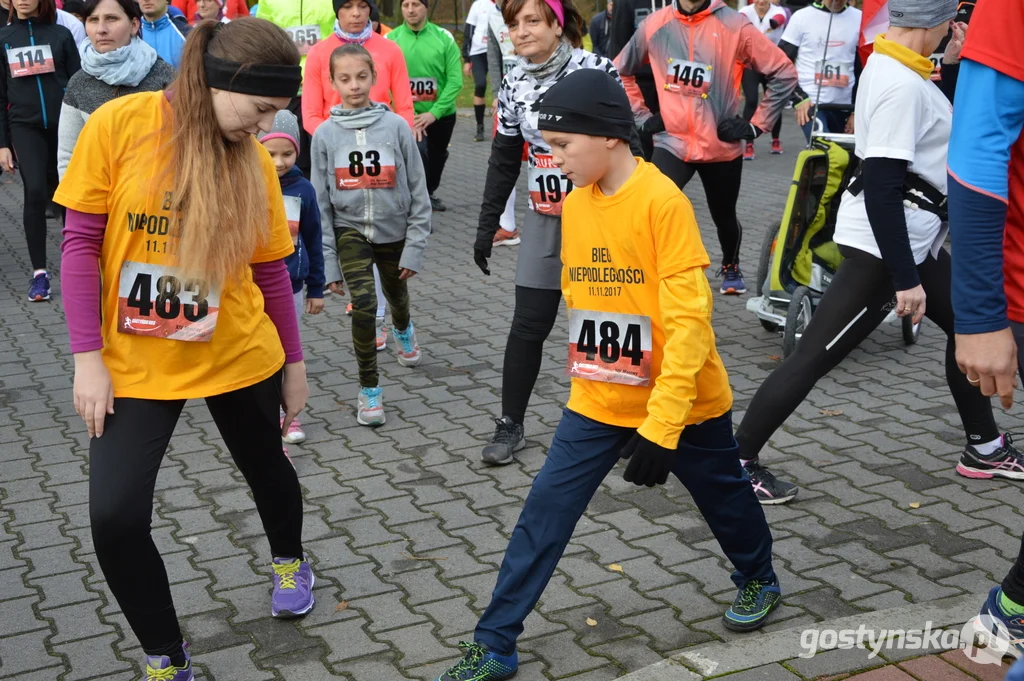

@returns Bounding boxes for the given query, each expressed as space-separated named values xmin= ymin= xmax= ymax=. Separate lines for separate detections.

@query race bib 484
xmin=566 ymin=310 xmax=652 ymax=386
xmin=117 ymin=261 xmax=220 ymax=342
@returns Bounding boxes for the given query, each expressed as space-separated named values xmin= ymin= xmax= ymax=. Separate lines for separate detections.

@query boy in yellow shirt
xmin=434 ymin=69 xmax=780 ymax=681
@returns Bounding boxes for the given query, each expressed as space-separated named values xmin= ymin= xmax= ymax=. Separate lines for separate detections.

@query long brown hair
xmin=170 ymin=18 xmax=300 ymax=282
xmin=15 ymin=0 xmax=57 ymax=23
xmin=501 ymin=0 xmax=585 ymax=49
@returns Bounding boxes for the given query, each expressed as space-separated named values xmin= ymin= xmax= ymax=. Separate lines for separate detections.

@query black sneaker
xmin=474 ymin=124 xmax=485 ymax=142
xmin=481 ymin=416 xmax=524 ymax=466
xmin=744 ymin=460 xmax=799 ymax=505
xmin=430 ymin=195 xmax=447 ymax=212
xmin=722 ymin=578 xmax=782 ymax=632
xmin=434 ymin=641 xmax=518 ymax=681
xmin=957 ymin=434 xmax=1024 ymax=480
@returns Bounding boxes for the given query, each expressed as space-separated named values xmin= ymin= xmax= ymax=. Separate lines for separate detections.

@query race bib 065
xmin=7 ymin=45 xmax=54 ymax=78
xmin=566 ymin=310 xmax=652 ymax=386
xmin=117 ymin=261 xmax=220 ymax=342
xmin=409 ymin=77 xmax=438 ymax=103
xmin=334 ymin=145 xmax=397 ymax=190
xmin=528 ymin=154 xmax=572 ymax=216
xmin=664 ymin=58 xmax=711 ymax=97
xmin=285 ymin=25 xmax=321 ymax=56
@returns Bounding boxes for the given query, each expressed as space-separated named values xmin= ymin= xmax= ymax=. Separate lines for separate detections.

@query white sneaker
xmin=393 ymin=323 xmax=422 ymax=367
xmin=376 ymin=317 xmax=387 ymax=352
xmin=357 ymin=387 xmax=386 ymax=426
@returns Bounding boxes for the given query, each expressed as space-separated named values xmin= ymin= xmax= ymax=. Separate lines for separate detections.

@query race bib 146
xmin=664 ymin=58 xmax=711 ymax=97
xmin=117 ymin=261 xmax=220 ymax=342
xmin=566 ymin=310 xmax=652 ymax=386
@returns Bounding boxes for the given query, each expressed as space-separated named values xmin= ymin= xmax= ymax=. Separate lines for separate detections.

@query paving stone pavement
xmin=0 ymin=113 xmax=1022 ymax=681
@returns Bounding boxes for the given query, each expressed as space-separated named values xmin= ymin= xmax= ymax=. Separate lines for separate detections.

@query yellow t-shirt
xmin=54 ymin=91 xmax=295 ymax=401
xmin=561 ymin=159 xmax=732 ymax=449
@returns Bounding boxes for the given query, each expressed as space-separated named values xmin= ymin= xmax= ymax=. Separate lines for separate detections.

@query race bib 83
xmin=335 ymin=145 xmax=397 ymax=190
xmin=566 ymin=310 xmax=652 ymax=386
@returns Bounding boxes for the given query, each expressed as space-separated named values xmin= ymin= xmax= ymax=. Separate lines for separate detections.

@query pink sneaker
xmin=281 ymin=415 xmax=306 ymax=444
xmin=376 ymin=318 xmax=388 ymax=352
xmin=283 ymin=446 xmax=296 ymax=471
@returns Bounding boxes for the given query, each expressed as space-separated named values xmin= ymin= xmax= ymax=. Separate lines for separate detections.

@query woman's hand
xmin=0 ymin=148 xmax=14 ymax=173
xmin=795 ymin=100 xmax=813 ymax=127
xmin=399 ymin=268 xmax=417 ymax=281
xmin=844 ymin=113 xmax=855 ymax=134
xmin=306 ymin=297 xmax=324 ymax=315
xmin=73 ymin=351 xmax=114 ymax=438
xmin=328 ymin=281 xmax=345 ymax=295
xmin=281 ymin=361 xmax=309 ymax=437
xmin=956 ymin=328 xmax=1018 ymax=409
xmin=463 ymin=62 xmax=472 ymax=78
xmin=944 ymin=21 xmax=967 ymax=65
xmin=895 ymin=285 xmax=926 ymax=325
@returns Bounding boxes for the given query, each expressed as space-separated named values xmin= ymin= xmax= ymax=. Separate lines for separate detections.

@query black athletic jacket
xmin=0 ymin=16 xmax=81 ymax=147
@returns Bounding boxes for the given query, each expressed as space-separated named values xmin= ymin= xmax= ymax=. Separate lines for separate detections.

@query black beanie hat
xmin=537 ymin=69 xmax=633 ymax=143
xmin=334 ymin=0 xmax=378 ymax=18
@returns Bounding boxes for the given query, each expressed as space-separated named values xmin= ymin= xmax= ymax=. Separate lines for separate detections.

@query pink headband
xmin=543 ymin=0 xmax=564 ymax=27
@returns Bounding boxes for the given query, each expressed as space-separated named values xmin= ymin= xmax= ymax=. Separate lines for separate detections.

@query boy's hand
xmin=399 ymin=268 xmax=417 ymax=281
xmin=328 ymin=281 xmax=345 ymax=295
xmin=306 ymin=297 xmax=324 ymax=315
xmin=620 ymin=433 xmax=675 ymax=487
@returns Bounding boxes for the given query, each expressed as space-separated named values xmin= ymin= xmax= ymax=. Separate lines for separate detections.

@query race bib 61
xmin=814 ymin=60 xmax=851 ymax=88
xmin=117 ymin=261 xmax=220 ymax=342
xmin=7 ymin=45 xmax=54 ymax=78
xmin=335 ymin=145 xmax=397 ymax=190
xmin=566 ymin=310 xmax=652 ymax=386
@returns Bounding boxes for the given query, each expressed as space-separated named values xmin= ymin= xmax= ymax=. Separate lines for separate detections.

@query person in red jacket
xmin=172 ymin=0 xmax=246 ymax=22
xmin=300 ymin=0 xmax=414 ymax=133
xmin=614 ymin=0 xmax=796 ymax=296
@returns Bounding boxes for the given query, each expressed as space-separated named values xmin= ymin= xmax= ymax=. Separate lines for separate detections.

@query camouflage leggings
xmin=335 ymin=228 xmax=410 ymax=388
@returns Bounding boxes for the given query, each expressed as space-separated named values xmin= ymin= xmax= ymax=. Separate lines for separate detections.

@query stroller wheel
xmin=757 ymin=222 xmax=782 ymax=332
xmin=903 ymin=316 xmax=921 ymax=345
xmin=783 ymin=286 xmax=813 ymax=359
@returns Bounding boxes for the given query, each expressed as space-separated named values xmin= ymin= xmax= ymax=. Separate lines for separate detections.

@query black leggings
xmin=651 ymin=150 xmax=743 ymax=267
xmin=735 ymin=246 xmax=999 ymax=460
xmin=1004 ymin=322 xmax=1024 ymax=606
xmin=501 ymin=286 xmax=562 ymax=424
xmin=741 ymin=69 xmax=783 ymax=140
xmin=11 ymin=124 xmax=59 ymax=271
xmin=89 ymin=371 xmax=303 ymax=657
xmin=417 ymin=113 xmax=457 ymax=195
xmin=471 ymin=53 xmax=488 ymax=98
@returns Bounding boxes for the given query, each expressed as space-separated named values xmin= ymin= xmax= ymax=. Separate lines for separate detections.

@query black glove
xmin=620 ymin=433 xmax=675 ymax=487
xmin=474 ymin=238 xmax=492 ymax=276
xmin=717 ymin=116 xmax=761 ymax=142
xmin=640 ymin=113 xmax=665 ymax=137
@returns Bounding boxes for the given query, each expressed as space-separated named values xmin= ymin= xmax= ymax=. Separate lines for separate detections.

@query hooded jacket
xmin=141 ymin=13 xmax=188 ymax=69
xmin=311 ymin=103 xmax=431 ymax=280
xmin=614 ymin=0 xmax=797 ymax=163
xmin=0 ymin=16 xmax=81 ymax=147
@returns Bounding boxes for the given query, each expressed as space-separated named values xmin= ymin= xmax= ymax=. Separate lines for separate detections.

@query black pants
xmin=735 ymin=246 xmax=999 ymax=460
xmin=11 ymin=124 xmax=59 ymax=271
xmin=288 ymin=96 xmax=313 ymax=179
xmin=501 ymin=286 xmax=562 ymax=424
xmin=1003 ymin=322 xmax=1024 ymax=606
xmin=417 ymin=113 xmax=457 ymax=196
xmin=470 ymin=53 xmax=488 ymax=98
xmin=741 ymin=69 xmax=783 ymax=140
xmin=652 ymin=149 xmax=743 ymax=267
xmin=89 ymin=371 xmax=304 ymax=656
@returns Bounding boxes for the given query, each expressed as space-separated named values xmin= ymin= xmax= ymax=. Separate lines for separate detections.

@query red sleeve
xmin=228 ymin=0 xmax=249 ymax=19
xmin=961 ymin=0 xmax=1024 ymax=82
xmin=390 ymin=43 xmax=415 ymax=127
xmin=301 ymin=44 xmax=327 ymax=135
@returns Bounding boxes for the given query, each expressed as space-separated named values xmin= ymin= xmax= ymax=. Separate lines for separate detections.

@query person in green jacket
xmin=388 ymin=0 xmax=463 ymax=212
xmin=256 ymin=0 xmax=336 ymax=177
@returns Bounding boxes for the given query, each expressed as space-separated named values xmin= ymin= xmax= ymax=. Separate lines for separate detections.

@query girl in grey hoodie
xmin=312 ymin=43 xmax=432 ymax=428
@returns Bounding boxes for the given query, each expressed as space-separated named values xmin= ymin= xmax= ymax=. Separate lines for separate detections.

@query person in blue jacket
xmin=258 ymin=110 xmax=325 ymax=447
xmin=139 ymin=0 xmax=189 ymax=67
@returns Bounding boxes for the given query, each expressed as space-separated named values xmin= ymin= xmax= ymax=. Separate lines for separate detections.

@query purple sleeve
xmin=60 ymin=209 xmax=106 ymax=354
xmin=252 ymin=259 xmax=304 ymax=363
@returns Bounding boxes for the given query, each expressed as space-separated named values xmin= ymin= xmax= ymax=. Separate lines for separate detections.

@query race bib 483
xmin=566 ymin=310 xmax=652 ymax=386
xmin=117 ymin=261 xmax=220 ymax=342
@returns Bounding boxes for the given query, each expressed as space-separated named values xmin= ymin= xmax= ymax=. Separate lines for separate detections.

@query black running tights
xmin=11 ymin=124 xmax=59 ymax=271
xmin=501 ymin=286 xmax=562 ymax=425
xmin=651 ymin=150 xmax=743 ymax=268
xmin=735 ymin=246 xmax=999 ymax=460
xmin=89 ymin=371 xmax=303 ymax=658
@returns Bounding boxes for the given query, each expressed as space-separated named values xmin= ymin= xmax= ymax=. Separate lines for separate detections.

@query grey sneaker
xmin=481 ymin=416 xmax=525 ymax=465
xmin=358 ymin=387 xmax=386 ymax=427
xmin=393 ymin=323 xmax=422 ymax=367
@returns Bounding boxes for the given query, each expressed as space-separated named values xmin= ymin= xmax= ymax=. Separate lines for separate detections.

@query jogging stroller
xmin=745 ymin=104 xmax=921 ymax=358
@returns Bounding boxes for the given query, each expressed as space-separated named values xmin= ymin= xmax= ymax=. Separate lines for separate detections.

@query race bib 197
xmin=334 ymin=145 xmax=397 ymax=190
xmin=117 ymin=261 xmax=220 ymax=342
xmin=409 ymin=77 xmax=438 ymax=103
xmin=7 ymin=45 xmax=54 ymax=78
xmin=502 ymin=57 xmax=517 ymax=76
xmin=566 ymin=310 xmax=652 ymax=386
xmin=664 ymin=58 xmax=711 ymax=97
xmin=814 ymin=60 xmax=851 ymax=88
xmin=283 ymin=195 xmax=301 ymax=244
xmin=528 ymin=154 xmax=572 ymax=216
xmin=285 ymin=25 xmax=321 ymax=56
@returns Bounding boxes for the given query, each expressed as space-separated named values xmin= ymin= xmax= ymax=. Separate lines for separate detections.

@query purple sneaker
xmin=271 ymin=557 xmax=315 ymax=618
xmin=145 ymin=643 xmax=193 ymax=681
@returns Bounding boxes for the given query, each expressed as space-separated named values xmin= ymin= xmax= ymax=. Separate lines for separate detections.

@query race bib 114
xmin=566 ymin=310 xmax=652 ymax=386
xmin=7 ymin=45 xmax=54 ymax=78
xmin=117 ymin=261 xmax=220 ymax=342
xmin=528 ymin=153 xmax=572 ymax=216
xmin=335 ymin=145 xmax=397 ymax=190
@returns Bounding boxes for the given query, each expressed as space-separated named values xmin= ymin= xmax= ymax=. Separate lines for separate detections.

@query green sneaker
xmin=435 ymin=641 xmax=518 ymax=681
xmin=723 ymin=578 xmax=781 ymax=632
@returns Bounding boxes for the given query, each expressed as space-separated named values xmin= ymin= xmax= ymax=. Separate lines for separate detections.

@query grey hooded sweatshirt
xmin=311 ymin=103 xmax=431 ymax=283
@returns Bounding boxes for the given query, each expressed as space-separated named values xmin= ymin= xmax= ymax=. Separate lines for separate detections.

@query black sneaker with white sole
xmin=744 ymin=460 xmax=799 ymax=504
xmin=957 ymin=434 xmax=1024 ymax=480
xmin=481 ymin=416 xmax=525 ymax=465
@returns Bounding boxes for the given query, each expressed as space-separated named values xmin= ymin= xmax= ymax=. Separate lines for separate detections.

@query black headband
xmin=203 ymin=53 xmax=302 ymax=98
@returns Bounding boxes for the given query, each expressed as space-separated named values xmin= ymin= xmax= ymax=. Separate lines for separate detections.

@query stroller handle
xmin=814 ymin=103 xmax=856 ymax=114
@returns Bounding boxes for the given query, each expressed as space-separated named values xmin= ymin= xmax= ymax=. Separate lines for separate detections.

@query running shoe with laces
xmin=719 ymin=264 xmax=747 ymax=295
xmin=481 ymin=416 xmax=525 ymax=465
xmin=28 ymin=272 xmax=50 ymax=302
xmin=957 ymin=434 xmax=1024 ymax=480
xmin=271 ymin=557 xmax=315 ymax=618
xmin=493 ymin=228 xmax=521 ymax=247
xmin=435 ymin=641 xmax=518 ymax=681
xmin=722 ymin=578 xmax=782 ymax=632
xmin=771 ymin=138 xmax=783 ymax=155
xmin=376 ymin=317 xmax=388 ymax=352
xmin=281 ymin=414 xmax=306 ymax=444
xmin=393 ymin=323 xmax=422 ymax=367
xmin=358 ymin=386 xmax=386 ymax=426
xmin=430 ymin=195 xmax=448 ymax=212
xmin=975 ymin=585 xmax=1024 ymax=660
xmin=744 ymin=460 xmax=799 ymax=504
xmin=743 ymin=142 xmax=755 ymax=161
xmin=144 ymin=643 xmax=193 ymax=681
xmin=475 ymin=123 xmax=485 ymax=142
